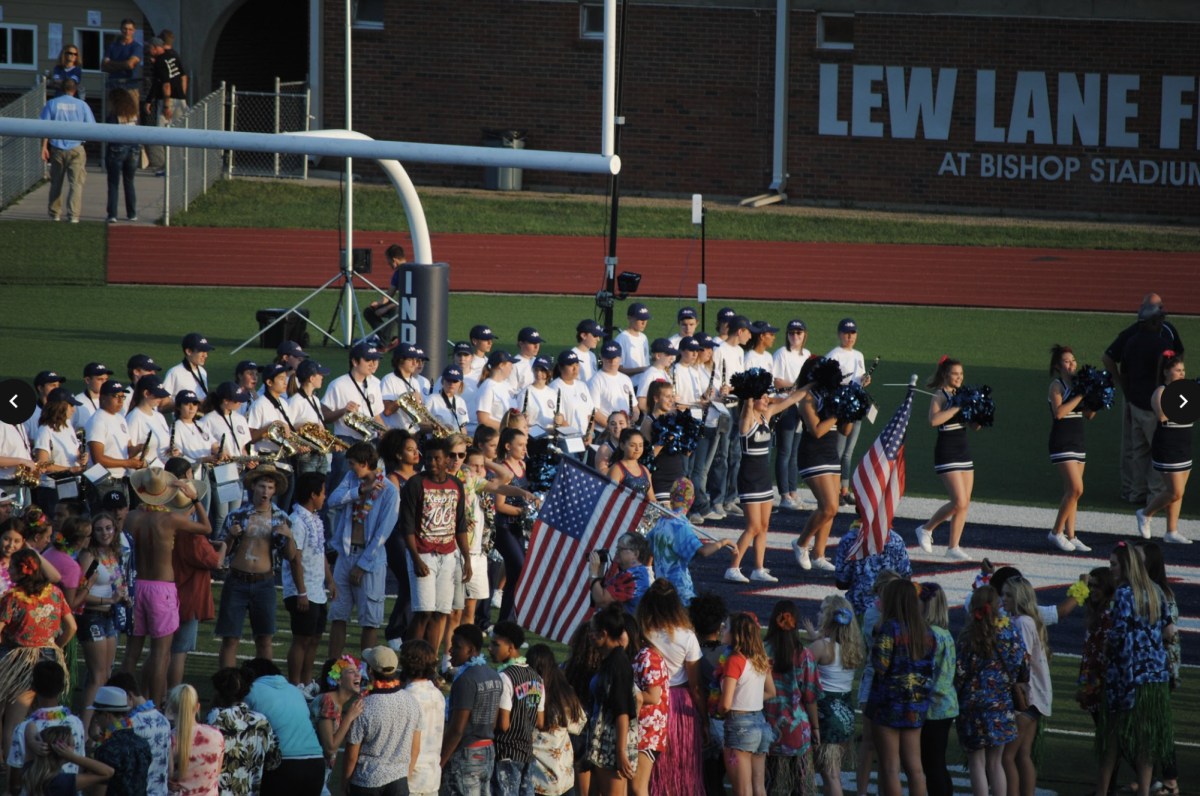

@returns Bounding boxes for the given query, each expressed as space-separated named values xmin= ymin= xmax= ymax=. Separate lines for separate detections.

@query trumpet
xmin=396 ymin=392 xmax=454 ymax=439
xmin=297 ymin=423 xmax=349 ymax=453
xmin=344 ymin=411 xmax=388 ymax=442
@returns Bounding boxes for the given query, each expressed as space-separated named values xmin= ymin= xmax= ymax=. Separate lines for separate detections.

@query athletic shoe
xmin=1164 ymin=531 xmax=1193 ymax=545
xmin=128 ymin=215 xmax=139 ymax=222
xmin=724 ymin=567 xmax=750 ymax=583
xmin=1136 ymin=509 xmax=1152 ymax=539
xmin=1070 ymin=537 xmax=1092 ymax=552
xmin=689 ymin=513 xmax=705 ymax=525
xmin=491 ymin=589 xmax=504 ymax=608
xmin=704 ymin=507 xmax=727 ymax=521
xmin=387 ymin=637 xmax=403 ymax=652
xmin=1048 ymin=532 xmax=1075 ymax=552
xmin=793 ymin=539 xmax=812 ymax=570
xmin=917 ymin=526 xmax=934 ymax=553
xmin=750 ymin=568 xmax=778 ymax=583
xmin=106 ymin=217 xmax=117 ymax=224
xmin=813 ymin=557 xmax=836 ymax=572
xmin=781 ymin=495 xmax=801 ymax=510
xmin=724 ymin=502 xmax=743 ymax=517
xmin=843 ymin=492 xmax=857 ymax=507
xmin=945 ymin=546 xmax=972 ymax=561
xmin=69 ymin=218 xmax=79 ymax=223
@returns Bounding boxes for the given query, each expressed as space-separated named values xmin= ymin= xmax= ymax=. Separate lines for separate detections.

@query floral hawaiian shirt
xmin=205 ymin=703 xmax=281 ymax=796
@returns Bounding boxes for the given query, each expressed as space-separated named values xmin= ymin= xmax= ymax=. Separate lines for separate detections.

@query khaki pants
xmin=1127 ymin=402 xmax=1165 ymax=503
xmin=47 ymin=145 xmax=87 ymax=221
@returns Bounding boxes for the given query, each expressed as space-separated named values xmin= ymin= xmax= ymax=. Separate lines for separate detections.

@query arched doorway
xmin=211 ymin=0 xmax=308 ymax=92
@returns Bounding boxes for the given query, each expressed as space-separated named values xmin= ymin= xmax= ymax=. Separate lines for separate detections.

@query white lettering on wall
xmin=975 ymin=70 xmax=1007 ymax=143
xmin=1056 ymin=73 xmax=1101 ymax=146
xmin=852 ymin=65 xmax=885 ymax=138
xmin=1106 ymin=75 xmax=1140 ymax=148
xmin=1008 ymin=72 xmax=1054 ymax=144
xmin=885 ymin=67 xmax=958 ymax=140
xmin=818 ymin=64 xmax=848 ymax=136
xmin=1160 ymin=76 xmax=1196 ymax=150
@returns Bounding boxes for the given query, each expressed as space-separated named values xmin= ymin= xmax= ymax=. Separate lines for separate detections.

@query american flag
xmin=514 ymin=458 xmax=651 ymax=642
xmin=847 ymin=384 xmax=915 ymax=561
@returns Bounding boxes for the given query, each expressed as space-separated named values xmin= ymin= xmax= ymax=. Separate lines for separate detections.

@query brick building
xmin=321 ymin=0 xmax=1200 ymax=220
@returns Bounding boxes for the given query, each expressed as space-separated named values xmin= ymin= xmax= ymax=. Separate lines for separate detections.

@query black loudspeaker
xmin=256 ymin=308 xmax=311 ymax=349
xmin=341 ymin=248 xmax=373 ymax=274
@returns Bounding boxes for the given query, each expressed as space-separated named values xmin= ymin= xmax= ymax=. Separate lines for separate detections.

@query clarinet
xmin=554 ymin=388 xmax=562 ymax=427
xmin=168 ymin=421 xmax=177 ymax=457
xmin=138 ymin=432 xmax=152 ymax=464
xmin=521 ymin=385 xmax=530 ymax=420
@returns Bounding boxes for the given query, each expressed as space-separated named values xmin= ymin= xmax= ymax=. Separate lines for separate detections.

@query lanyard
xmin=218 ymin=412 xmax=239 ymax=454
xmin=182 ymin=360 xmax=208 ymax=395
xmin=265 ymin=392 xmax=294 ymax=431
xmin=442 ymin=391 xmax=458 ymax=422
xmin=302 ymin=388 xmax=322 ymax=422
xmin=351 ymin=376 xmax=374 ymax=414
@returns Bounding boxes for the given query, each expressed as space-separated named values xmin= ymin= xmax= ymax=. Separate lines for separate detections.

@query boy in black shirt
xmin=489 ymin=622 xmax=545 ymax=796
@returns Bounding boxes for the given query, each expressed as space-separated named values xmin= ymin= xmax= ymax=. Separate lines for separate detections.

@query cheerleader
xmin=518 ymin=356 xmax=564 ymax=431
xmin=594 ymin=411 xmax=630 ymax=477
xmin=826 ymin=319 xmax=871 ymax=507
xmin=916 ymin=357 xmax=977 ymax=561
xmin=473 ymin=350 xmax=518 ymax=433
xmin=380 ymin=344 xmax=423 ymax=434
xmin=426 ymin=366 xmax=470 ymax=433
xmin=1138 ymin=351 xmax=1192 ymax=544
xmin=726 ymin=384 xmax=808 ymax=584
xmin=793 ymin=358 xmax=842 ymax=572
xmin=772 ymin=320 xmax=811 ymax=511
xmin=124 ymin=376 xmax=175 ymax=467
xmin=550 ymin=350 xmax=595 ymax=441
xmin=1047 ymin=345 xmax=1095 ymax=552
xmin=641 ymin=381 xmax=685 ymax=502
xmin=31 ymin=389 xmax=88 ymax=514
xmin=608 ymin=429 xmax=652 ymax=498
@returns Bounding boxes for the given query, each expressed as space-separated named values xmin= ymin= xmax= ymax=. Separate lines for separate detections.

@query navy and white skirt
xmin=934 ymin=425 xmax=973 ymax=474
xmin=1048 ymin=415 xmax=1086 ymax=464
xmin=798 ymin=430 xmax=841 ymax=480
xmin=1151 ymin=421 xmax=1193 ymax=473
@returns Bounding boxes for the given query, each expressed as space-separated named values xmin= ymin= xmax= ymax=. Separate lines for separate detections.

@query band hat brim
xmin=241 ymin=465 xmax=289 ymax=494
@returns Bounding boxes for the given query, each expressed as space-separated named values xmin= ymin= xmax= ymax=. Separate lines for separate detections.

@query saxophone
xmin=13 ymin=463 xmax=48 ymax=486
xmin=344 ymin=411 xmax=388 ymax=442
xmin=265 ymin=424 xmax=310 ymax=457
xmin=76 ymin=429 xmax=87 ymax=459
xmin=224 ymin=452 xmax=281 ymax=465
xmin=297 ymin=423 xmax=349 ymax=453
xmin=396 ymin=392 xmax=454 ymax=439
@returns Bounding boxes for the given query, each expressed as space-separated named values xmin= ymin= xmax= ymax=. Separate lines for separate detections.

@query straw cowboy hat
xmin=241 ymin=463 xmax=289 ymax=494
xmin=130 ymin=467 xmax=208 ymax=513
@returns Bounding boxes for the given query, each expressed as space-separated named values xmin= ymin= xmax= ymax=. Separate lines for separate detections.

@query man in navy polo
xmin=39 ymin=80 xmax=95 ymax=223
xmin=101 ymin=19 xmax=144 ymax=101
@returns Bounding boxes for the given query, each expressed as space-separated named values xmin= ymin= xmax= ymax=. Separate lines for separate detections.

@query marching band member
xmin=772 ymin=320 xmax=811 ymax=511
xmin=122 ymin=353 xmax=163 ymax=408
xmin=589 ymin=341 xmax=639 ymax=428
xmin=426 ymin=366 xmax=470 ymax=433
xmin=714 ymin=306 xmax=738 ymax=342
xmin=518 ymin=356 xmax=562 ymax=430
xmin=670 ymin=336 xmax=705 ymax=411
xmin=826 ymin=318 xmax=871 ymax=506
xmin=473 ymin=350 xmax=518 ymax=434
xmin=248 ymin=363 xmax=309 ymax=509
xmin=467 ymin=324 xmax=498 ymax=383
xmin=669 ymin=306 xmax=699 ymax=348
xmin=508 ymin=327 xmax=544 ymax=394
xmin=380 ymin=344 xmax=423 ymax=434
xmin=744 ymin=321 xmax=777 ymax=373
xmin=171 ymin=390 xmax=221 ymax=471
xmin=412 ymin=347 xmax=433 ymax=396
xmin=199 ymin=381 xmax=255 ymax=534
xmin=636 ymin=339 xmax=678 ymax=414
xmin=550 ymin=350 xmax=595 ymax=442
xmin=234 ymin=361 xmax=261 ymax=419
xmin=287 ymin=359 xmax=334 ymax=477
xmin=32 ymin=388 xmax=87 ymax=513
xmin=916 ymin=356 xmax=977 ymax=561
xmin=125 ymin=375 xmax=175 ymax=467
xmin=709 ymin=315 xmax=752 ymax=519
xmin=688 ymin=332 xmax=726 ymax=523
xmin=1047 ymin=345 xmax=1094 ymax=552
xmin=162 ymin=332 xmax=214 ymax=402
xmin=573 ymin=319 xmax=604 ymax=382
xmin=25 ymin=371 xmax=66 ymax=441
xmin=617 ymin=302 xmax=652 ymax=377
xmin=0 ymin=415 xmax=36 ymax=510
xmin=322 ymin=341 xmax=387 ymax=445
xmin=85 ymin=380 xmax=145 ymax=504
xmin=74 ymin=362 xmax=115 ymax=430
xmin=445 ymin=342 xmax=480 ymax=408
xmin=272 ymin=340 xmax=309 ymax=397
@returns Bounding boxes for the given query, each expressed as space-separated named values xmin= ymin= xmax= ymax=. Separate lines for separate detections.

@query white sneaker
xmin=750 ymin=568 xmax=778 ymax=583
xmin=945 ymin=546 xmax=972 ymax=561
xmin=704 ymin=507 xmax=727 ymax=521
xmin=813 ymin=557 xmax=836 ymax=572
xmin=724 ymin=567 xmax=750 ymax=583
xmin=689 ymin=513 xmax=705 ymax=525
xmin=782 ymin=495 xmax=802 ymax=510
xmin=1165 ymin=531 xmax=1193 ymax=545
xmin=387 ymin=637 xmax=404 ymax=652
xmin=724 ymin=502 xmax=744 ymax=517
xmin=793 ymin=538 xmax=812 ymax=569
xmin=1070 ymin=537 xmax=1092 ymax=552
xmin=1048 ymin=532 xmax=1075 ymax=552
xmin=1136 ymin=509 xmax=1152 ymax=539
xmin=917 ymin=526 xmax=934 ymax=553
xmin=491 ymin=589 xmax=504 ymax=608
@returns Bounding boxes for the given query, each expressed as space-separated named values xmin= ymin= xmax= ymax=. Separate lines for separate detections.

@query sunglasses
xmin=449 ymin=452 xmax=467 ymax=460
xmin=66 ymin=52 xmax=79 ymax=56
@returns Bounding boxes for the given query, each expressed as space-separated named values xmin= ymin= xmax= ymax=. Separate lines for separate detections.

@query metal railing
xmin=228 ymin=78 xmax=311 ymax=179
xmin=0 ymin=79 xmax=48 ymax=209
xmin=162 ymin=83 xmax=226 ymax=226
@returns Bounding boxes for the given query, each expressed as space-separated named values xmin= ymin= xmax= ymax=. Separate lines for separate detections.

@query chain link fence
xmin=228 ymin=79 xmax=310 ymax=179
xmin=162 ymin=84 xmax=226 ymax=226
xmin=0 ymin=80 xmax=48 ymax=209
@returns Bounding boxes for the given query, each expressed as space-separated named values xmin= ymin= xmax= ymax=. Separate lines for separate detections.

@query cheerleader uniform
xmin=797 ymin=393 xmax=841 ymax=480
xmin=613 ymin=461 xmax=651 ymax=497
xmin=1151 ymin=417 xmax=1193 ymax=473
xmin=1048 ymin=378 xmax=1086 ymax=464
xmin=737 ymin=415 xmax=774 ymax=505
xmin=933 ymin=389 xmax=972 ymax=474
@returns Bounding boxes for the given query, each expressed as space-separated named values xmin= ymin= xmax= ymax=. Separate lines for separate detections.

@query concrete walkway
xmin=0 ymin=162 xmax=164 ymax=224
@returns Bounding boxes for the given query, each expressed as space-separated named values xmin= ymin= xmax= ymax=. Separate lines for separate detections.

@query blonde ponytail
xmin=167 ymin=684 xmax=199 ymax=779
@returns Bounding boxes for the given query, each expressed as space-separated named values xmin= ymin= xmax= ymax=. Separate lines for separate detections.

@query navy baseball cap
xmin=651 ymin=338 xmax=680 ymax=356
xmin=600 ymin=341 xmax=622 ymax=359
xmin=262 ymin=363 xmax=289 ymax=382
xmin=412 ymin=347 xmax=430 ymax=361
xmin=441 ymin=366 xmax=463 ymax=383
xmin=695 ymin=333 xmax=721 ymax=349
xmin=532 ymin=355 xmax=555 ymax=372
xmin=838 ymin=318 xmax=858 ymax=334
xmin=717 ymin=307 xmax=737 ymax=324
xmin=277 ymin=340 xmax=309 ymax=359
xmin=679 ymin=336 xmax=703 ymax=352
xmin=392 ymin=343 xmax=419 ymax=361
xmin=627 ymin=302 xmax=652 ymax=320
xmin=453 ymin=341 xmax=473 ymax=356
xmin=174 ymin=390 xmax=203 ymax=405
xmin=34 ymin=371 xmax=66 ymax=388
xmin=787 ymin=319 xmax=807 ymax=333
xmin=135 ymin=375 xmax=170 ymax=399
xmin=99 ymin=381 xmax=126 ymax=396
xmin=677 ymin=307 xmax=698 ymax=321
xmin=470 ymin=325 xmax=498 ymax=341
xmin=47 ymin=387 xmax=81 ymax=406
xmin=576 ymin=319 xmax=604 ymax=337
xmin=296 ymin=360 xmax=331 ymax=381
xmin=350 ymin=341 xmax=382 ymax=361
xmin=752 ymin=321 xmax=780 ymax=334
xmin=235 ymin=360 xmax=261 ymax=375
xmin=517 ymin=327 xmax=544 ymax=345
xmin=127 ymin=354 xmax=161 ymax=372
xmin=214 ymin=381 xmax=251 ymax=403
xmin=487 ymin=350 xmax=519 ymax=368
xmin=84 ymin=362 xmax=115 ymax=378
xmin=556 ymin=350 xmax=580 ymax=367
xmin=182 ymin=332 xmax=215 ymax=352
xmin=727 ymin=315 xmax=752 ymax=332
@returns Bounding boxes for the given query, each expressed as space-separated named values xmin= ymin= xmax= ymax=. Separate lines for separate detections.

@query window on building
xmin=76 ymin=29 xmax=123 ymax=71
xmin=1 ymin=25 xmax=37 ymax=69
xmin=817 ymin=13 xmax=853 ymax=50
xmin=580 ymin=5 xmax=604 ymax=40
xmin=352 ymin=0 xmax=385 ymax=30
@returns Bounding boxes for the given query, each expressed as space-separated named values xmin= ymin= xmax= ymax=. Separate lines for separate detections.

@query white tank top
xmin=817 ymin=640 xmax=855 ymax=693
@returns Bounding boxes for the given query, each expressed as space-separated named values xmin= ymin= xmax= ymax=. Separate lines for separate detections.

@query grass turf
xmin=0 ymin=220 xmax=107 ymax=285
xmin=1 ymin=284 xmax=1196 ymax=519
xmin=169 ymin=180 xmax=1200 ymax=251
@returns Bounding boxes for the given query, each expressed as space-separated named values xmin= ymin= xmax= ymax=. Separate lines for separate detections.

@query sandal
xmin=1157 ymin=786 xmax=1178 ymax=796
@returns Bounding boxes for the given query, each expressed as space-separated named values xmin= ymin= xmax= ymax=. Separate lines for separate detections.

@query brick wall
xmin=323 ymin=2 xmax=1200 ymax=218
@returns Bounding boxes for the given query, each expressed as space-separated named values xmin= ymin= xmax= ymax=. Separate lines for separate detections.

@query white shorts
xmin=329 ymin=549 xmax=386 ymax=628
xmin=408 ymin=550 xmax=456 ymax=614
xmin=465 ymin=552 xmax=489 ymax=600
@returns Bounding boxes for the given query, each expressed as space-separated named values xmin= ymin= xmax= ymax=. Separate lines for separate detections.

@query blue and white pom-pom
xmin=730 ymin=368 xmax=774 ymax=402
xmin=526 ymin=437 xmax=562 ymax=493
xmin=831 ymin=383 xmax=872 ymax=423
xmin=805 ymin=357 xmax=845 ymax=395
xmin=652 ymin=410 xmax=701 ymax=455
xmin=950 ymin=384 xmax=995 ymax=428
xmin=1070 ymin=365 xmax=1116 ymax=412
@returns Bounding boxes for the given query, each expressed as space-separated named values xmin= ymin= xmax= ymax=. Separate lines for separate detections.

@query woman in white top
xmin=549 ymin=351 xmax=594 ymax=441
xmin=718 ymin=612 xmax=775 ymax=796
xmin=380 ymin=345 xmax=424 ymax=433
xmin=77 ymin=512 xmax=129 ymax=731
xmin=518 ymin=357 xmax=563 ymax=431
xmin=772 ymin=320 xmax=811 ymax=511
xmin=1001 ymin=578 xmax=1052 ymax=796
xmin=473 ymin=350 xmax=518 ymax=433
xmin=635 ymin=579 xmax=704 ymax=796
xmin=172 ymin=391 xmax=222 ymax=471
xmin=803 ymin=594 xmax=864 ymax=796
xmin=825 ymin=318 xmax=871 ymax=507
xmin=125 ymin=375 xmax=175 ymax=468
xmin=32 ymin=389 xmax=89 ymax=514
xmin=198 ymin=382 xmax=255 ymax=535
xmin=742 ymin=322 xmax=776 ymax=373
xmin=287 ymin=359 xmax=334 ymax=476
xmin=426 ymin=366 xmax=471 ymax=434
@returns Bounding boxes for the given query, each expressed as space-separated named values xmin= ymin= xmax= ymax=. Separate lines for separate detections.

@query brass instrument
xmin=395 ymin=392 xmax=454 ymax=439
xmin=223 ymin=452 xmax=280 ymax=465
xmin=344 ymin=411 xmax=388 ymax=442
xmin=265 ymin=424 xmax=310 ymax=457
xmin=297 ymin=422 xmax=349 ymax=453
xmin=13 ymin=463 xmax=48 ymax=487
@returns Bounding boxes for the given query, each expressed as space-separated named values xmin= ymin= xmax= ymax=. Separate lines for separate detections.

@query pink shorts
xmin=133 ymin=580 xmax=180 ymax=639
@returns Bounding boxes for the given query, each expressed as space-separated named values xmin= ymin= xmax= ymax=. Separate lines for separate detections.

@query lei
xmin=452 ymin=654 xmax=488 ymax=683
xmin=96 ymin=715 xmax=136 ymax=747
xmin=995 ymin=616 xmax=1011 ymax=629
xmin=141 ymin=505 xmax=172 ymax=513
xmin=365 ymin=675 xmax=402 ymax=695
xmin=31 ymin=706 xmax=72 ymax=722
xmin=1067 ymin=580 xmax=1090 ymax=603
xmin=497 ymin=656 xmax=527 ymax=673
xmin=7 ymin=583 xmax=55 ymax=610
xmin=352 ymin=473 xmax=385 ymax=524
xmin=129 ymin=700 xmax=156 ymax=718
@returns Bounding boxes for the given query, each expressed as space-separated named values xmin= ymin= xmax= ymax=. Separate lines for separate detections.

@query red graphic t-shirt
xmin=416 ymin=477 xmax=463 ymax=555
xmin=633 ymin=646 xmax=670 ymax=752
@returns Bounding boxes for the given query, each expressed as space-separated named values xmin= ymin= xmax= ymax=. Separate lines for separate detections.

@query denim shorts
xmin=80 ymin=610 xmax=119 ymax=642
xmin=171 ymin=618 xmax=199 ymax=654
xmin=214 ymin=575 xmax=278 ymax=638
xmin=722 ymin=711 xmax=776 ymax=755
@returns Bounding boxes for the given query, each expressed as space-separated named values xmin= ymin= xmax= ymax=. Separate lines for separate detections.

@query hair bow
xmin=1163 ymin=350 xmax=1176 ymax=359
xmin=775 ymin=613 xmax=797 ymax=631
xmin=1061 ymin=346 xmax=1073 ymax=354
xmin=834 ymin=607 xmax=853 ymax=626
xmin=938 ymin=355 xmax=949 ymax=365
xmin=918 ymin=582 xmax=941 ymax=603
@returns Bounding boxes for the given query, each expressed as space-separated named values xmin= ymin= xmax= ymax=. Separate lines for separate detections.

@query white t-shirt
xmin=518 ymin=385 xmax=559 ymax=430
xmin=72 ymin=392 xmax=101 ymax=430
xmin=507 ymin=356 xmax=536 ymax=395
xmin=573 ymin=346 xmax=598 ymax=383
xmin=199 ymin=411 xmax=253 ymax=459
xmin=380 ymin=372 xmax=421 ymax=433
xmin=162 ymin=362 xmax=209 ymax=400
xmin=1013 ymin=614 xmax=1053 ymax=716
xmin=672 ymin=364 xmax=706 ymax=408
xmin=85 ymin=409 xmax=132 ymax=479
xmin=467 ymin=354 xmax=488 ymax=383
xmin=473 ymin=378 xmax=514 ymax=434
xmin=549 ymin=378 xmax=593 ymax=434
xmin=615 ymin=330 xmax=650 ymax=370
xmin=589 ymin=370 xmax=636 ymax=419
xmin=23 ymin=406 xmax=42 ymax=442
xmin=126 ymin=407 xmax=172 ymax=466
xmin=426 ymin=390 xmax=470 ymax=433
xmin=825 ymin=347 xmax=866 ymax=386
xmin=722 ymin=653 xmax=768 ymax=712
xmin=772 ymin=347 xmax=811 ymax=385
xmin=289 ymin=390 xmax=326 ymax=429
xmin=713 ymin=341 xmax=746 ymax=384
xmin=173 ymin=419 xmax=216 ymax=465
xmin=285 ymin=505 xmax=328 ymax=603
xmin=743 ymin=349 xmax=774 ymax=375
xmin=7 ymin=712 xmax=86 ymax=774
xmin=636 ymin=365 xmax=672 ymax=398
xmin=33 ymin=424 xmax=81 ymax=488
xmin=0 ymin=423 xmax=33 ymax=481
xmin=646 ymin=627 xmax=701 ymax=687
xmin=246 ymin=394 xmax=295 ymax=453
xmin=322 ymin=373 xmax=384 ymax=439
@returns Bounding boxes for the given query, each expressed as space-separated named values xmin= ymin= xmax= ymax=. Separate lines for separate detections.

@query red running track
xmin=106 ymin=227 xmax=1200 ymax=314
